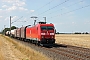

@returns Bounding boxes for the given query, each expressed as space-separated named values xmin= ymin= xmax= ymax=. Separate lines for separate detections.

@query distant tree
xmin=5 ymin=28 xmax=10 ymax=31
xmin=85 ymin=32 xmax=89 ymax=34
xmin=2 ymin=26 xmax=17 ymax=34
xmin=74 ymin=32 xmax=81 ymax=34
xmin=56 ymin=32 xmax=59 ymax=34
xmin=11 ymin=26 xmax=17 ymax=30
xmin=2 ymin=28 xmax=10 ymax=34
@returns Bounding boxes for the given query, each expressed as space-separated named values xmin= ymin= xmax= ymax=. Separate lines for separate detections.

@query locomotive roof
xmin=38 ymin=22 xmax=46 ymax=24
xmin=36 ymin=22 xmax=54 ymax=26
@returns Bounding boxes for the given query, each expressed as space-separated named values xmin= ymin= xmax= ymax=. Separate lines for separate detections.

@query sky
xmin=0 ymin=0 xmax=90 ymax=33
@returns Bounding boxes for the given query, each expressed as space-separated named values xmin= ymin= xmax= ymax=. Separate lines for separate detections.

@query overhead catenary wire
xmin=48 ymin=4 xmax=90 ymax=19
xmin=26 ymin=0 xmax=54 ymax=17
xmin=11 ymin=16 xmax=23 ymax=24
xmin=37 ymin=0 xmax=69 ymax=16
xmin=48 ymin=0 xmax=84 ymax=15
xmin=11 ymin=0 xmax=89 ymax=24
xmin=13 ymin=0 xmax=69 ymax=23
xmin=25 ymin=0 xmax=54 ymax=16
xmin=12 ymin=0 xmax=54 ymax=23
xmin=27 ymin=0 xmax=54 ymax=18
xmin=10 ymin=0 xmax=51 ymax=24
xmin=36 ymin=0 xmax=54 ymax=11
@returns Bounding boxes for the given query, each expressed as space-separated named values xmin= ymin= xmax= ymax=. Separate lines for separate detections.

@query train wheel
xmin=37 ymin=41 xmax=40 ymax=46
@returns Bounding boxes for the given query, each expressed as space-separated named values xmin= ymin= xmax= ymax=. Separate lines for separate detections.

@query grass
xmin=1 ymin=35 xmax=50 ymax=60
xmin=55 ymin=34 xmax=90 ymax=48
xmin=0 ymin=53 xmax=4 ymax=60
xmin=0 ymin=35 xmax=4 ymax=60
xmin=0 ymin=48 xmax=4 ymax=60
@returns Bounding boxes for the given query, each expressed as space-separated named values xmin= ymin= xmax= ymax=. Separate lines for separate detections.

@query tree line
xmin=0 ymin=26 xmax=17 ymax=34
xmin=56 ymin=32 xmax=90 ymax=34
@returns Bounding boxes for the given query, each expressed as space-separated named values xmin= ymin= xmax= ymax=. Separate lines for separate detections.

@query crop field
xmin=55 ymin=34 xmax=90 ymax=48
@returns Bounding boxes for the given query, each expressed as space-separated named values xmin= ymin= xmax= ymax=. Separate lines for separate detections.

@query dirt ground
xmin=0 ymin=34 xmax=29 ymax=60
xmin=55 ymin=34 xmax=90 ymax=48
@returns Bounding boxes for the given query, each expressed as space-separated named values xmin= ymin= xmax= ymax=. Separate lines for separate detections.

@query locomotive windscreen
xmin=41 ymin=26 xmax=54 ymax=30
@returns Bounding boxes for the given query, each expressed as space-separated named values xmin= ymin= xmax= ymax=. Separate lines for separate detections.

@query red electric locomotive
xmin=11 ymin=22 xmax=55 ymax=46
xmin=26 ymin=22 xmax=55 ymax=46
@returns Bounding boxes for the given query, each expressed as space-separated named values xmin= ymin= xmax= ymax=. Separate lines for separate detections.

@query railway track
xmin=68 ymin=45 xmax=90 ymax=53
xmin=9 ymin=38 xmax=90 ymax=60
xmin=42 ymin=47 xmax=83 ymax=60
xmin=54 ymin=48 xmax=89 ymax=60
xmin=40 ymin=44 xmax=90 ymax=60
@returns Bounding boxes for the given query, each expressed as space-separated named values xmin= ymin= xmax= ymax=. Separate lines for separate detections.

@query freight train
xmin=6 ymin=22 xmax=55 ymax=46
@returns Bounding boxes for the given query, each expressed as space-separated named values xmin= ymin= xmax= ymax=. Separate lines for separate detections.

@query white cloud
xmin=5 ymin=16 xmax=18 ymax=21
xmin=30 ymin=10 xmax=35 ymax=12
xmin=0 ymin=9 xmax=2 ymax=11
xmin=13 ymin=2 xmax=25 ymax=7
xmin=0 ymin=16 xmax=3 ymax=18
xmin=5 ymin=6 xmax=27 ymax=11
xmin=84 ymin=21 xmax=90 ymax=24
xmin=2 ymin=0 xmax=26 ymax=7
xmin=79 ymin=0 xmax=85 ymax=5
xmin=0 ymin=9 xmax=3 ymax=13
xmin=12 ymin=16 xmax=17 ymax=20
xmin=27 ymin=10 xmax=35 ymax=13
xmin=2 ymin=5 xmax=8 ymax=8
xmin=2 ymin=0 xmax=19 ymax=3
xmin=1 ymin=0 xmax=27 ymax=12
xmin=0 ymin=9 xmax=6 ymax=15
xmin=5 ymin=17 xmax=9 ymax=21
xmin=62 ymin=7 xmax=68 ymax=10
xmin=72 ymin=22 xmax=75 ymax=24
xmin=6 ymin=6 xmax=17 ymax=11
xmin=19 ymin=7 xmax=28 ymax=11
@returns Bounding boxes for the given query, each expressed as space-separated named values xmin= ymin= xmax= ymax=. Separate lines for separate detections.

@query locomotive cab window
xmin=41 ymin=26 xmax=47 ymax=30
xmin=41 ymin=26 xmax=54 ymax=30
xmin=47 ymin=26 xmax=54 ymax=30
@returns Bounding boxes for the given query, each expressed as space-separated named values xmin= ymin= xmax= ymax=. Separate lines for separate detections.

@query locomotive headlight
xmin=41 ymin=33 xmax=45 ymax=35
xmin=50 ymin=33 xmax=54 ymax=35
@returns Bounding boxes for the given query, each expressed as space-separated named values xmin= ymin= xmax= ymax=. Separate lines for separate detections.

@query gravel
xmin=14 ymin=39 xmax=80 ymax=60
